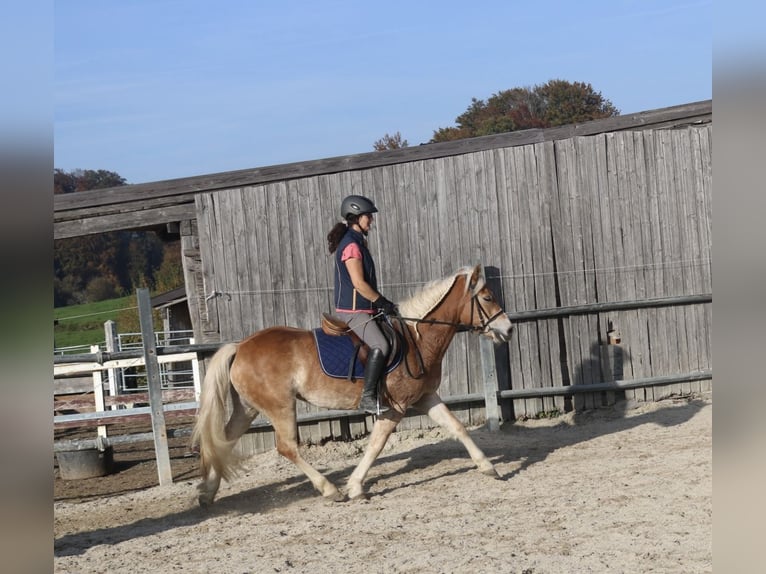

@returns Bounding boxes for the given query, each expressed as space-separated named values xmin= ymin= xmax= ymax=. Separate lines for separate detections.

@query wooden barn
xmin=54 ymin=100 xmax=712 ymax=454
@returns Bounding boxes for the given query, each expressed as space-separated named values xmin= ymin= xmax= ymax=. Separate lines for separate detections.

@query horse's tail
xmin=191 ymin=342 xmax=242 ymax=482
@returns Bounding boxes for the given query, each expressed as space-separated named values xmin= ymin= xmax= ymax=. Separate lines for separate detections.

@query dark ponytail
xmin=327 ymin=214 xmax=360 ymax=253
xmin=327 ymin=222 xmax=348 ymax=254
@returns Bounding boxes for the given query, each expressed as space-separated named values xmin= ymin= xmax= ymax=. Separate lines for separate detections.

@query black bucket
xmin=56 ymin=446 xmax=114 ymax=480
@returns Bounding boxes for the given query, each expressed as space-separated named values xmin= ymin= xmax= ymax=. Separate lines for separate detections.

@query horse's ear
xmin=468 ymin=264 xmax=482 ymax=290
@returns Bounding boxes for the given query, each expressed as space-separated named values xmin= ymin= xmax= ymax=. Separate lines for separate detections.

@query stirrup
xmin=359 ymin=396 xmax=389 ymax=415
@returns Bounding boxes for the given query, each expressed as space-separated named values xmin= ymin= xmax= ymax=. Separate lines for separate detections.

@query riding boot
xmin=359 ymin=347 xmax=389 ymax=414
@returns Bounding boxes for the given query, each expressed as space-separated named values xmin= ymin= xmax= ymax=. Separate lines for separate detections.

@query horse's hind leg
xmin=269 ymin=407 xmax=345 ymax=502
xmin=416 ymin=392 xmax=500 ymax=478
xmin=198 ymin=388 xmax=258 ymax=507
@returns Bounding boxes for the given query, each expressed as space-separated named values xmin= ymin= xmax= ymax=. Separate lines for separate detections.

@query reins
xmin=379 ymin=291 xmax=508 ymax=379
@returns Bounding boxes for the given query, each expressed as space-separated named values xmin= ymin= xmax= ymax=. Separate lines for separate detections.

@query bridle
xmin=384 ymin=288 xmax=508 ymax=379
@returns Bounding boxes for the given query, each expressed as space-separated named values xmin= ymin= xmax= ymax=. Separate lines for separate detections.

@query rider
xmin=326 ymin=194 xmax=397 ymax=414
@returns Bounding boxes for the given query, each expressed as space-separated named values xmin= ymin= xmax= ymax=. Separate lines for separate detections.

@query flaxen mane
xmin=397 ymin=266 xmax=485 ymax=335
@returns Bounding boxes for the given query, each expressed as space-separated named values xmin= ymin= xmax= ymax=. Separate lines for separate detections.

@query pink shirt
xmin=340 ymin=242 xmax=362 ymax=262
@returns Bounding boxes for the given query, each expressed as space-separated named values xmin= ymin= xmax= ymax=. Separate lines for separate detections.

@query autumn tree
xmin=431 ymin=79 xmax=618 ymax=143
xmin=54 ymin=168 xmax=126 ymax=194
xmin=373 ymin=131 xmax=409 ymax=151
xmin=54 ymin=169 xmax=180 ymax=306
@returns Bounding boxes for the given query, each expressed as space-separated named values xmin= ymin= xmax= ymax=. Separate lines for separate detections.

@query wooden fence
xmin=191 ymin=124 xmax=712 ymax=454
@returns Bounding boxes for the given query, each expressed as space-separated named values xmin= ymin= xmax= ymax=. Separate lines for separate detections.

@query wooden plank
xmin=674 ymin=129 xmax=702 ymax=380
xmin=196 ymin=194 xmax=221 ymax=339
xmin=55 ymin=389 xmax=195 ymax=411
xmin=626 ymin=132 xmax=652 ymax=383
xmin=487 ymin=148 xmax=516 ymax=418
xmin=252 ymin=182 xmax=276 ymax=327
xmin=695 ymin=126 xmax=713 ymax=374
xmin=53 ymin=352 xmax=200 ymax=376
xmin=54 ymin=203 xmax=196 ymax=239
xmin=606 ymin=133 xmax=638 ymax=399
xmin=292 ymin=176 xmax=323 ymax=328
xmin=53 ymin=376 xmax=96 ymax=395
xmin=240 ymin=185 xmax=265 ymax=332
xmin=641 ymin=131 xmax=665 ymax=396
xmin=420 ymin=158 xmax=442 ymax=281
xmin=654 ymin=131 xmax=684 ymax=398
xmin=228 ymin=188 xmax=254 ymax=337
xmin=551 ymin=138 xmax=578 ymax=411
xmin=502 ymin=147 xmax=532 ymax=416
xmin=535 ymin=142 xmax=565 ymax=398
xmin=572 ymin=136 xmax=598 ymax=409
xmin=54 ymin=407 xmax=198 ymax=429
xmin=521 ymin=144 xmax=552 ymax=414
xmin=466 ymin=153 xmax=489 ymax=423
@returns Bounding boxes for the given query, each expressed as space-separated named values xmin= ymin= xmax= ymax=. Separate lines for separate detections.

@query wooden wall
xmin=187 ymin=124 xmax=712 ymax=451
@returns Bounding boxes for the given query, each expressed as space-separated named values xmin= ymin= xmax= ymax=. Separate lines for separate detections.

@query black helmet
xmin=340 ymin=195 xmax=378 ymax=220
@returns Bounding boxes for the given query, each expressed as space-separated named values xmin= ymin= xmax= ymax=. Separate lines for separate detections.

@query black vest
xmin=334 ymin=229 xmax=378 ymax=312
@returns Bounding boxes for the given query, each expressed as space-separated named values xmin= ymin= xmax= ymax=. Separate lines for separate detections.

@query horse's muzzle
xmin=484 ymin=315 xmax=513 ymax=344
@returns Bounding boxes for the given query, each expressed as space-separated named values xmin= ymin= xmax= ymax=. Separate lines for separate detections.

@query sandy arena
xmin=54 ymin=393 xmax=712 ymax=573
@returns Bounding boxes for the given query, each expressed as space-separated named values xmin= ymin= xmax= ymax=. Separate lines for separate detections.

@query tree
xmin=373 ymin=131 xmax=409 ymax=151
xmin=54 ymin=168 xmax=125 ymax=194
xmin=53 ymin=168 xmax=183 ymax=306
xmin=431 ymin=79 xmax=618 ymax=143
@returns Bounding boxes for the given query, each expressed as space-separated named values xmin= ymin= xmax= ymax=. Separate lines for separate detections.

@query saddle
xmin=313 ymin=313 xmax=401 ymax=380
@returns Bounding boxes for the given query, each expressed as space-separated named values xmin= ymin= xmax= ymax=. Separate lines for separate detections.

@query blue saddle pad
xmin=313 ymin=329 xmax=401 ymax=380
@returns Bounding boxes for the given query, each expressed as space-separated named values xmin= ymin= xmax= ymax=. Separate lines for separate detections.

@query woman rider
xmin=326 ymin=195 xmax=397 ymax=414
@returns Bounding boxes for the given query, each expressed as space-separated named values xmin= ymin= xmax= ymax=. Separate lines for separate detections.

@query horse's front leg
xmin=414 ymin=392 xmax=500 ymax=478
xmin=346 ymin=413 xmax=402 ymax=500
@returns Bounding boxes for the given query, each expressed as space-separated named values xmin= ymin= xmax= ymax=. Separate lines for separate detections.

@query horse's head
xmin=459 ymin=265 xmax=513 ymax=344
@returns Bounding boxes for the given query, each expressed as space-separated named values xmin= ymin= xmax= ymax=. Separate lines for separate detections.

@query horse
xmin=191 ymin=264 xmax=513 ymax=506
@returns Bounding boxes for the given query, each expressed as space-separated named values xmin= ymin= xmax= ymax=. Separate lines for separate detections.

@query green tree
xmin=431 ymin=79 xmax=618 ymax=143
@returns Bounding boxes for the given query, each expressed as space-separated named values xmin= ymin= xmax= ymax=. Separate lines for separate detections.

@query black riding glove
xmin=372 ymin=295 xmax=397 ymax=316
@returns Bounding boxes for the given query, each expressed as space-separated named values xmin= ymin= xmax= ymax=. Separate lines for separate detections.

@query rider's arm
xmin=344 ymin=257 xmax=381 ymax=302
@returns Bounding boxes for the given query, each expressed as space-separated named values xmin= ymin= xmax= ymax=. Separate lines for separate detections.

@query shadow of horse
xmin=55 ymin=395 xmax=708 ymax=557
xmin=486 ymin=396 xmax=709 ymax=481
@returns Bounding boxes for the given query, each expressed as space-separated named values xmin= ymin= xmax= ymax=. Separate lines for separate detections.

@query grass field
xmin=54 ymin=295 xmax=149 ymax=350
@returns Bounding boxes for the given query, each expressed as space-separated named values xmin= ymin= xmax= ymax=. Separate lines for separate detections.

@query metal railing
xmin=54 ymin=330 xmax=197 ymax=393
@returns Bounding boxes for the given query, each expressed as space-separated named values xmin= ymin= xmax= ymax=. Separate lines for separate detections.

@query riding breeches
xmin=336 ymin=312 xmax=390 ymax=358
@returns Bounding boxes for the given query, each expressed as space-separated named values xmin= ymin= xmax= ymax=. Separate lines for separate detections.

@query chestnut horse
xmin=191 ymin=264 xmax=513 ymax=506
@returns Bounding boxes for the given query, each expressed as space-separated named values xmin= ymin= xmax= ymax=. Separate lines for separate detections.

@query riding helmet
xmin=340 ymin=195 xmax=378 ymax=220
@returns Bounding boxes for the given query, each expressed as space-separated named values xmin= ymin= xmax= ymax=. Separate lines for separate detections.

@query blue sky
xmin=54 ymin=0 xmax=714 ymax=185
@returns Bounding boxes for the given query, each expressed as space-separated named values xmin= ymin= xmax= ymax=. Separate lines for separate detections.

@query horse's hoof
xmin=349 ymin=492 xmax=370 ymax=502
xmin=480 ymin=467 xmax=501 ymax=479
xmin=325 ymin=491 xmax=348 ymax=503
xmin=198 ymin=494 xmax=214 ymax=508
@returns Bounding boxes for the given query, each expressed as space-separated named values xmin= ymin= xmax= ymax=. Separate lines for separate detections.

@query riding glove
xmin=373 ymin=295 xmax=397 ymax=316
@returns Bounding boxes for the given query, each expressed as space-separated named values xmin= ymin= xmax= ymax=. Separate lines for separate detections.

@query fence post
xmin=90 ymin=344 xmax=108 ymax=439
xmin=480 ymin=264 xmax=502 ymax=431
xmin=190 ymin=337 xmax=202 ymax=402
xmin=137 ymin=288 xmax=173 ymax=486
xmin=480 ymin=336 xmax=501 ymax=431
xmin=104 ymin=320 xmax=121 ymax=404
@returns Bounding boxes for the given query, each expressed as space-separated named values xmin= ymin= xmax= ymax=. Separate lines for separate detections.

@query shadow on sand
xmin=55 ymin=394 xmax=708 ymax=557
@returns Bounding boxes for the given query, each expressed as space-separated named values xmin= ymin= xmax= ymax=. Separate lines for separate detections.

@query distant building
xmin=151 ymin=286 xmax=192 ymax=335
